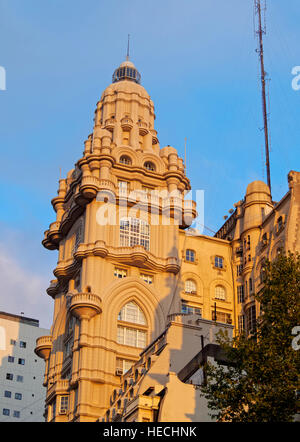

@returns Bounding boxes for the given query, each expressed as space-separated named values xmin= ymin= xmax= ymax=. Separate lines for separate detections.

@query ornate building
xmin=35 ymin=57 xmax=300 ymax=422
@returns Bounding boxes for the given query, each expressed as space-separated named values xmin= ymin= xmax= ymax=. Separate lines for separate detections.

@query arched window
xmin=120 ymin=155 xmax=132 ymax=165
xmin=120 ymin=217 xmax=150 ymax=251
xmin=144 ymin=161 xmax=156 ymax=172
xmin=118 ymin=301 xmax=146 ymax=325
xmin=117 ymin=302 xmax=147 ymax=348
xmin=185 ymin=279 xmax=197 ymax=294
xmin=260 ymin=265 xmax=266 ymax=284
xmin=215 ymin=285 xmax=226 ymax=301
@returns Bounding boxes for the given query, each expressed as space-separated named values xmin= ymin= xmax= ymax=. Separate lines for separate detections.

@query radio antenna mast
xmin=126 ymin=34 xmax=130 ymax=61
xmin=184 ymin=137 xmax=187 ymax=174
xmin=255 ymin=0 xmax=272 ymax=195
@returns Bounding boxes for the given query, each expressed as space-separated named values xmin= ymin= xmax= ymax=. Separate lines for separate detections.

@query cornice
xmin=74 ymin=241 xmax=180 ymax=275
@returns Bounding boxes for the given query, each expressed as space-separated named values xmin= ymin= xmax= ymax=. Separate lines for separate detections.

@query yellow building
xmin=35 ymin=57 xmax=300 ymax=422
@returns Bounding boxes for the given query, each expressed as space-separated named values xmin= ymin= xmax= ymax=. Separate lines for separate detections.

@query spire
xmin=112 ymin=35 xmax=141 ymax=84
xmin=126 ymin=34 xmax=130 ymax=61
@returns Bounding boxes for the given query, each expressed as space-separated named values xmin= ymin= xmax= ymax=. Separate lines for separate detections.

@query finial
xmin=126 ymin=34 xmax=130 ymax=61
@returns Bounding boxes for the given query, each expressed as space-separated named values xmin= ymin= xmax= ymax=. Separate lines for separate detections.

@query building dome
xmin=246 ymin=180 xmax=271 ymax=197
xmin=112 ymin=58 xmax=141 ymax=84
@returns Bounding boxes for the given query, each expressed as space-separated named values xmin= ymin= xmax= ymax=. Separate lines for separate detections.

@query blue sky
xmin=0 ymin=0 xmax=299 ymax=327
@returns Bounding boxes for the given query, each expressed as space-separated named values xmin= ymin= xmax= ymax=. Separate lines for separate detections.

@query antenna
xmin=184 ymin=137 xmax=187 ymax=175
xmin=254 ymin=0 xmax=272 ymax=195
xmin=126 ymin=34 xmax=130 ymax=60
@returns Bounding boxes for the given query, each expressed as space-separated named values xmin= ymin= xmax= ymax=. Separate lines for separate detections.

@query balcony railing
xmin=121 ymin=117 xmax=133 ymax=131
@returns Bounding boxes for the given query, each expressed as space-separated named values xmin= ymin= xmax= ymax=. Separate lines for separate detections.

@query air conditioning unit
xmin=115 ymin=369 xmax=123 ymax=376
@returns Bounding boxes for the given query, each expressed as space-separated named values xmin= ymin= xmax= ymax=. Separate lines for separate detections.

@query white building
xmin=0 ymin=311 xmax=49 ymax=422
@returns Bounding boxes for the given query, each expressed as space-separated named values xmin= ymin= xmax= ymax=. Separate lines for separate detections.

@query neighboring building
xmin=215 ymin=171 xmax=300 ymax=336
xmin=99 ymin=315 xmax=233 ymax=422
xmin=0 ymin=312 xmax=49 ymax=422
xmin=35 ymin=56 xmax=300 ymax=422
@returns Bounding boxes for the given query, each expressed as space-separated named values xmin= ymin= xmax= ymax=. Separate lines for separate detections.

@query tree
xmin=201 ymin=252 xmax=300 ymax=422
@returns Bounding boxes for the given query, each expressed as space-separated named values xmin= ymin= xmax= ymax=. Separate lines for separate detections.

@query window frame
xmin=185 ymin=279 xmax=197 ymax=294
xmin=215 ymin=285 xmax=226 ymax=301
xmin=214 ymin=256 xmax=224 ymax=269
xmin=185 ymin=249 xmax=195 ymax=263
xmin=120 ymin=217 xmax=150 ymax=251
xmin=143 ymin=161 xmax=156 ymax=172
xmin=119 ymin=155 xmax=132 ymax=166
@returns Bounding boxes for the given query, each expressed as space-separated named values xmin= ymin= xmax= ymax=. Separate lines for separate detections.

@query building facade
xmin=35 ymin=57 xmax=300 ymax=422
xmin=0 ymin=311 xmax=49 ymax=422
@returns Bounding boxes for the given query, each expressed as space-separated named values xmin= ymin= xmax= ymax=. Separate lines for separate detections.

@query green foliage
xmin=201 ymin=252 xmax=300 ymax=422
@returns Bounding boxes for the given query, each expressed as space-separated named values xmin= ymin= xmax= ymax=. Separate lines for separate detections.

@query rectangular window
xmin=60 ymin=396 xmax=69 ymax=413
xmin=16 ymin=375 xmax=23 ymax=383
xmin=18 ymin=358 xmax=25 ymax=365
xmin=116 ymin=358 xmax=134 ymax=375
xmin=181 ymin=302 xmax=201 ymax=316
xmin=238 ymin=315 xmax=245 ymax=333
xmin=6 ymin=373 xmax=13 ymax=381
xmin=214 ymin=256 xmax=223 ymax=268
xmin=3 ymin=408 xmax=10 ymax=416
xmin=10 ymin=339 xmax=16 ymax=346
xmin=249 ymin=278 xmax=253 ymax=293
xmin=4 ymin=391 xmax=11 ymax=398
xmin=212 ymin=311 xmax=231 ymax=324
xmin=8 ymin=356 xmax=14 ymax=363
xmin=19 ymin=341 xmax=26 ymax=348
xmin=15 ymin=393 xmax=22 ymax=400
xmin=13 ymin=410 xmax=20 ymax=418
xmin=140 ymin=273 xmax=153 ymax=284
xmin=114 ymin=268 xmax=127 ymax=279
xmin=237 ymin=285 xmax=244 ymax=303
xmin=246 ymin=305 xmax=257 ymax=334
xmin=120 ymin=218 xmax=150 ymax=251
xmin=118 ymin=180 xmax=129 ymax=196
xmin=236 ymin=264 xmax=243 ymax=276
xmin=117 ymin=326 xmax=146 ymax=348
xmin=185 ymin=249 xmax=195 ymax=262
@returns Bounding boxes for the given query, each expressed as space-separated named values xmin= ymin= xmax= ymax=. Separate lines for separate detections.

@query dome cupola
xmin=112 ymin=58 xmax=141 ymax=84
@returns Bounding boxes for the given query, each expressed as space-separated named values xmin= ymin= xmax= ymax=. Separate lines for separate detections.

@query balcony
xmin=137 ymin=121 xmax=148 ymax=136
xmin=48 ymin=221 xmax=61 ymax=244
xmin=150 ymin=129 xmax=159 ymax=145
xmin=69 ymin=292 xmax=102 ymax=320
xmin=105 ymin=118 xmax=116 ymax=132
xmin=121 ymin=117 xmax=133 ymax=131
xmin=98 ymin=179 xmax=116 ymax=194
xmin=35 ymin=335 xmax=53 ymax=360
xmin=80 ymin=175 xmax=99 ymax=199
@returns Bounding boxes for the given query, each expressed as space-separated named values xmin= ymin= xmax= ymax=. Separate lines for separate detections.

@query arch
xmin=139 ymin=153 xmax=165 ymax=175
xmin=112 ymin=146 xmax=139 ymax=166
xmin=182 ymin=272 xmax=204 ymax=298
xmin=119 ymin=155 xmax=132 ymax=166
xmin=209 ymin=278 xmax=232 ymax=302
xmin=184 ymin=279 xmax=197 ymax=294
xmin=144 ymin=161 xmax=156 ymax=172
xmin=101 ymin=277 xmax=165 ymax=342
xmin=214 ymin=285 xmax=226 ymax=301
xmin=118 ymin=301 xmax=147 ymax=325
